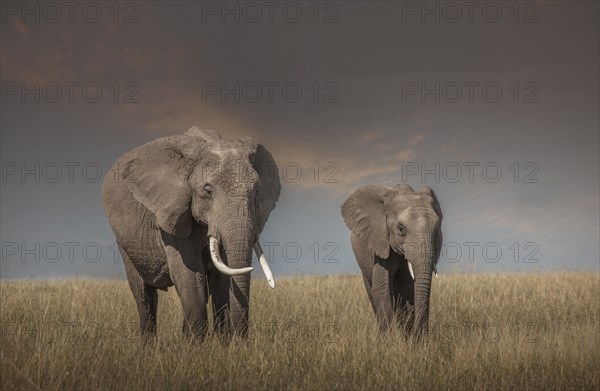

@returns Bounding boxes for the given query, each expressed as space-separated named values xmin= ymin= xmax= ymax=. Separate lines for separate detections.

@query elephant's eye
xmin=397 ymin=224 xmax=406 ymax=236
xmin=203 ymin=184 xmax=213 ymax=196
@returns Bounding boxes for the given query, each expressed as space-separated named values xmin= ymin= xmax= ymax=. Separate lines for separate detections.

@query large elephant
xmin=341 ymin=184 xmax=442 ymax=338
xmin=101 ymin=126 xmax=281 ymax=340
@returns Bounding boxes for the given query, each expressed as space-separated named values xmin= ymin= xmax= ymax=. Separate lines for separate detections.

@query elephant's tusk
xmin=433 ymin=265 xmax=439 ymax=279
xmin=407 ymin=261 xmax=415 ymax=280
xmin=209 ymin=237 xmax=253 ymax=276
xmin=254 ymin=242 xmax=276 ymax=289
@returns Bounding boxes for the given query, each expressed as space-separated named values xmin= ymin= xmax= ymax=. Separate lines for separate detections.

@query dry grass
xmin=1 ymin=273 xmax=599 ymax=390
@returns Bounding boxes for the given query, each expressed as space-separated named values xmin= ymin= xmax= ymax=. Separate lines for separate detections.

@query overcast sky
xmin=1 ymin=1 xmax=598 ymax=280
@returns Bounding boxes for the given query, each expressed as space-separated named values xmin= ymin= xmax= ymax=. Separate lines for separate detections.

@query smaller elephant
xmin=341 ymin=184 xmax=442 ymax=337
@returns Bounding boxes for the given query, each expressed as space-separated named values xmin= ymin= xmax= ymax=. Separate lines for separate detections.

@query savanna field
xmin=1 ymin=273 xmax=599 ymax=390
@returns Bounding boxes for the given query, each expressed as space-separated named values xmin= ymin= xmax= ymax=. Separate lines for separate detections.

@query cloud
xmin=349 ymin=130 xmax=383 ymax=144
xmin=13 ymin=19 xmax=29 ymax=36
xmin=390 ymin=149 xmax=414 ymax=161
xmin=409 ymin=133 xmax=425 ymax=145
xmin=340 ymin=164 xmax=399 ymax=184
xmin=460 ymin=183 xmax=599 ymax=250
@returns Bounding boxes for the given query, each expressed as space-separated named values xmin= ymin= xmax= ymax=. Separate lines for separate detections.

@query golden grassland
xmin=1 ymin=272 xmax=599 ymax=390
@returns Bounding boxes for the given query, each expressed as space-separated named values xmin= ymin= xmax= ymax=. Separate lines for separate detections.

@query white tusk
xmin=407 ymin=261 xmax=415 ymax=280
xmin=433 ymin=265 xmax=439 ymax=279
xmin=254 ymin=242 xmax=275 ymax=289
xmin=209 ymin=237 xmax=253 ymax=276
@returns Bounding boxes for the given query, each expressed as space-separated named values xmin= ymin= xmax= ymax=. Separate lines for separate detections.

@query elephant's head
xmin=120 ymin=126 xmax=280 ymax=334
xmin=342 ymin=184 xmax=442 ymax=337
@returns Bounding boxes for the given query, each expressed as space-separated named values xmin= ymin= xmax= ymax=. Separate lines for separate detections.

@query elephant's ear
xmin=121 ymin=137 xmax=201 ymax=238
xmin=252 ymin=144 xmax=281 ymax=234
xmin=418 ymin=186 xmax=442 ymax=220
xmin=418 ymin=186 xmax=443 ymax=261
xmin=341 ymin=185 xmax=392 ymax=259
xmin=184 ymin=126 xmax=222 ymax=142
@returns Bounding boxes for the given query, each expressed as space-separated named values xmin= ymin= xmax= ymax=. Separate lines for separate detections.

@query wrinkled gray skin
xmin=342 ymin=184 xmax=442 ymax=338
xmin=101 ymin=127 xmax=280 ymax=340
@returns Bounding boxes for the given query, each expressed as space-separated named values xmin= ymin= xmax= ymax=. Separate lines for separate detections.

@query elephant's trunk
xmin=224 ymin=238 xmax=252 ymax=338
xmin=215 ymin=201 xmax=255 ymax=338
xmin=413 ymin=266 xmax=432 ymax=339
xmin=409 ymin=241 xmax=435 ymax=339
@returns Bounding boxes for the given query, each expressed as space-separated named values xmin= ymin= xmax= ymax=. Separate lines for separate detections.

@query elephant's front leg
xmin=161 ymin=232 xmax=208 ymax=340
xmin=208 ymin=265 xmax=231 ymax=338
xmin=371 ymin=258 xmax=395 ymax=333
xmin=392 ymin=260 xmax=415 ymax=336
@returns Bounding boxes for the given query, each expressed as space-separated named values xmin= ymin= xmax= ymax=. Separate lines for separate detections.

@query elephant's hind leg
xmin=121 ymin=246 xmax=158 ymax=338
